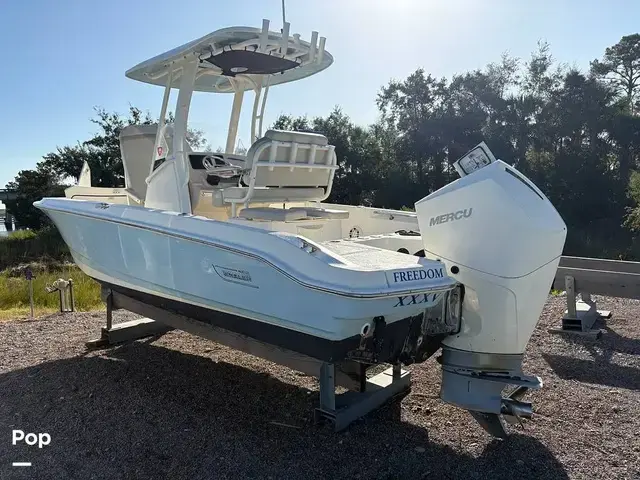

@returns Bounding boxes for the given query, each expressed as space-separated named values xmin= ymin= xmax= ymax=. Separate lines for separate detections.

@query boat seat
xmin=222 ymin=129 xmax=337 ymax=215
xmin=223 ymin=186 xmax=325 ymax=202
xmin=289 ymin=206 xmax=349 ymax=219
xmin=238 ymin=207 xmax=308 ymax=222
xmin=260 ymin=129 xmax=328 ymax=146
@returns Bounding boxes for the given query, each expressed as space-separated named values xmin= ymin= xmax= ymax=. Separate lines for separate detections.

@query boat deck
xmin=321 ymin=239 xmax=423 ymax=270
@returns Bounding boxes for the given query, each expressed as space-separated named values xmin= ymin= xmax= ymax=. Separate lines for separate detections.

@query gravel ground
xmin=0 ymin=295 xmax=639 ymax=480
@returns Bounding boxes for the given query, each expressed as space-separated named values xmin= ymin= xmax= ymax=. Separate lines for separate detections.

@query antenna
xmin=236 ymin=137 xmax=246 ymax=154
xmin=281 ymin=0 xmax=286 ymax=26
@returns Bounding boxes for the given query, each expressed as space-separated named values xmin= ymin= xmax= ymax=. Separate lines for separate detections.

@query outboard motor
xmin=414 ymin=143 xmax=567 ymax=437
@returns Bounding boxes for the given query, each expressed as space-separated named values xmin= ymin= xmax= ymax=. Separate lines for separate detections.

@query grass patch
xmin=0 ymin=226 xmax=71 ymax=271
xmin=3 ymin=229 xmax=37 ymax=241
xmin=0 ymin=265 xmax=103 ymax=316
xmin=0 ymin=306 xmax=60 ymax=321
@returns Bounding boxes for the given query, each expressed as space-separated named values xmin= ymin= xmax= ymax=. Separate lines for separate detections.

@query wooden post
xmin=25 ymin=268 xmax=34 ymax=319
xmin=29 ymin=278 xmax=34 ymax=319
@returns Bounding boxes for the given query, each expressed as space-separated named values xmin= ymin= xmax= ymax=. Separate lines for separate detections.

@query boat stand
xmin=557 ymin=275 xmax=609 ymax=337
xmin=85 ymin=288 xmax=174 ymax=348
xmin=314 ymin=362 xmax=411 ymax=431
xmin=548 ymin=256 xmax=640 ymax=337
xmin=88 ymin=287 xmax=411 ymax=431
xmin=551 ymin=268 xmax=613 ymax=338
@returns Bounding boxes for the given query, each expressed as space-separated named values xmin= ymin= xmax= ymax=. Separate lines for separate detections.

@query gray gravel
xmin=0 ymin=295 xmax=639 ymax=480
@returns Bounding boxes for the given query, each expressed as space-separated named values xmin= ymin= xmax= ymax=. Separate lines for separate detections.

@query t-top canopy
xmin=125 ymin=21 xmax=333 ymax=93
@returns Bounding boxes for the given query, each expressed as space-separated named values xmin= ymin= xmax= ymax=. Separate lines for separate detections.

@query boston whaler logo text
xmin=392 ymin=268 xmax=443 ymax=283
xmin=213 ymin=265 xmax=256 ymax=287
xmin=429 ymin=208 xmax=473 ymax=227
xmin=221 ymin=268 xmax=251 ymax=282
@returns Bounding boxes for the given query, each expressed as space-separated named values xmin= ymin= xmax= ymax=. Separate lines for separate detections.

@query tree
xmin=377 ymin=69 xmax=453 ymax=203
xmin=591 ymin=34 xmax=640 ymax=114
xmin=624 ymin=170 xmax=640 ymax=231
xmin=3 ymin=168 xmax=65 ymax=230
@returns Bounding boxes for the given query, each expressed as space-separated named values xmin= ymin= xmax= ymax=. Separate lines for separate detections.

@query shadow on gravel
xmin=542 ymin=351 xmax=640 ymax=391
xmin=0 ymin=341 xmax=569 ymax=480
xmin=543 ymin=321 xmax=640 ymax=391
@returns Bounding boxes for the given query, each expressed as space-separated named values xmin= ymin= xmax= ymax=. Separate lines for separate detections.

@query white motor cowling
xmin=414 ymin=151 xmax=566 ymax=438
xmin=415 ymin=159 xmax=566 ymax=354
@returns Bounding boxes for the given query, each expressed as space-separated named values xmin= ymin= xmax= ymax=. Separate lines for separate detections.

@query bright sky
xmin=1 ymin=0 xmax=638 ymax=188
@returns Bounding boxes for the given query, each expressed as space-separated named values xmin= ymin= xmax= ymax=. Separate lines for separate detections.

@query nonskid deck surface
xmin=317 ymin=238 xmax=452 ymax=303
xmin=321 ymin=239 xmax=422 ymax=270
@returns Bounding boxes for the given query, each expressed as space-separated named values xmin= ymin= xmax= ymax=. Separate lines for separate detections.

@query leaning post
xmin=25 ymin=268 xmax=34 ymax=319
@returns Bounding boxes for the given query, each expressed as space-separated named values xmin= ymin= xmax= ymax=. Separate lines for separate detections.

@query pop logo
xmin=12 ymin=430 xmax=51 ymax=449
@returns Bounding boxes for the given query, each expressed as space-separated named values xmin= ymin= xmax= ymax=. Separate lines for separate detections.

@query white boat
xmin=35 ymin=18 xmax=567 ymax=437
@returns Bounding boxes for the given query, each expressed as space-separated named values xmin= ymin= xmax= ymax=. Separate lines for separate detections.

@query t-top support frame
xmin=147 ymin=18 xmax=328 ymax=161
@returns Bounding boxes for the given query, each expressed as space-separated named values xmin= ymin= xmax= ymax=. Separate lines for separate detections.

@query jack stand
xmin=86 ymin=288 xmax=173 ymax=349
xmin=314 ymin=362 xmax=411 ymax=431
xmin=551 ymin=276 xmax=611 ymax=338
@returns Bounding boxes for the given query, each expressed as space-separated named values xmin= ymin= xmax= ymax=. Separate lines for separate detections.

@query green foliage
xmin=0 ymin=265 xmax=102 ymax=315
xmin=624 ymin=170 xmax=640 ymax=232
xmin=0 ymin=227 xmax=70 ymax=270
xmin=38 ymin=106 xmax=163 ymax=186
xmin=4 ymin=168 xmax=65 ymax=230
xmin=4 ymin=230 xmax=37 ymax=241
xmin=591 ymin=34 xmax=640 ymax=113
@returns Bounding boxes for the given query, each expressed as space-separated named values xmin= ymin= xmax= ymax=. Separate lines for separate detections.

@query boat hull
xmin=36 ymin=199 xmax=457 ymax=363
xmin=100 ymin=281 xmax=445 ymax=363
